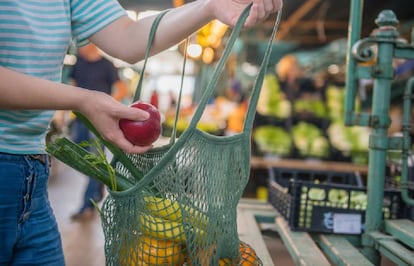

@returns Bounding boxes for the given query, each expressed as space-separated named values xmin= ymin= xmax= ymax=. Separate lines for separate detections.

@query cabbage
xmin=253 ymin=125 xmax=292 ymax=156
xmin=292 ymin=122 xmax=329 ymax=158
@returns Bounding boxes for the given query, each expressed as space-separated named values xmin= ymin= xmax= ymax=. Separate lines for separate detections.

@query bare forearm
xmin=91 ymin=0 xmax=214 ymax=63
xmin=0 ymin=66 xmax=87 ymax=111
xmin=0 ymin=66 xmax=153 ymax=153
xmin=91 ymin=0 xmax=282 ymax=64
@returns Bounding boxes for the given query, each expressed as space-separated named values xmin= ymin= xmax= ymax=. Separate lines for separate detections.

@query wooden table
xmin=250 ymin=156 xmax=369 ymax=174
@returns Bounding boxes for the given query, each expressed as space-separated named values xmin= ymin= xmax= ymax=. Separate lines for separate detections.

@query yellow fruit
xmin=143 ymin=196 xmax=209 ymax=231
xmin=144 ymin=196 xmax=182 ymax=221
xmin=183 ymin=205 xmax=209 ymax=230
xmin=120 ymin=235 xmax=185 ymax=266
xmin=138 ymin=212 xmax=186 ymax=242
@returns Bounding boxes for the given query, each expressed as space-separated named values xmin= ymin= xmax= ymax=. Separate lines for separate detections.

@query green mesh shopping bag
xmin=100 ymin=6 xmax=281 ymax=265
xmin=47 ymin=4 xmax=281 ymax=266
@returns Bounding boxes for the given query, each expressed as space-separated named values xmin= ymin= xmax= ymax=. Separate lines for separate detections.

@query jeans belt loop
xmin=29 ymin=154 xmax=49 ymax=165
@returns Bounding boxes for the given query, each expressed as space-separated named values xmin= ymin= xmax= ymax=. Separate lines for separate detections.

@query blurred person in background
xmin=0 ymin=0 xmax=282 ymax=264
xmin=276 ymin=54 xmax=317 ymax=102
xmin=68 ymin=43 xmax=128 ymax=221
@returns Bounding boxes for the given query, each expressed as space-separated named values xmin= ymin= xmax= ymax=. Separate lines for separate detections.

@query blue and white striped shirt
xmin=0 ymin=0 xmax=126 ymax=154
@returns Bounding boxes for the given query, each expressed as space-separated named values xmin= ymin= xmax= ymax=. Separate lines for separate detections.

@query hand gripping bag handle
xmin=187 ymin=4 xmax=282 ymax=133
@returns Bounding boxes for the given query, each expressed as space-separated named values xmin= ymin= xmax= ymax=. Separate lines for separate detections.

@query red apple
xmin=119 ymin=101 xmax=161 ymax=146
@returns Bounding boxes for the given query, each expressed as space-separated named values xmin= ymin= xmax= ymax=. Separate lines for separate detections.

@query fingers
xmin=106 ymin=108 xmax=154 ymax=154
xmin=80 ymin=98 xmax=152 ymax=154
xmin=120 ymin=103 xmax=150 ymax=121
xmin=245 ymin=0 xmax=282 ymax=27
xmin=97 ymin=116 xmax=154 ymax=154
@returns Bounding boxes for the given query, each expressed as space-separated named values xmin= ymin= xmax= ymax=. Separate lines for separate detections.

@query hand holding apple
xmin=119 ymin=101 xmax=161 ymax=146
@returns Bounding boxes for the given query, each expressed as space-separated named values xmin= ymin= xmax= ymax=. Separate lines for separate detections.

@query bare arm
xmin=90 ymin=0 xmax=282 ymax=63
xmin=0 ymin=66 xmax=151 ymax=154
xmin=0 ymin=0 xmax=281 ymax=154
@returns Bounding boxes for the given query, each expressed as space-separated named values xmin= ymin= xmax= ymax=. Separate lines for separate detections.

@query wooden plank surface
xmin=237 ymin=201 xmax=277 ymax=266
xmin=274 ymin=217 xmax=331 ymax=266
xmin=385 ymin=219 xmax=414 ymax=250
xmin=314 ymin=234 xmax=374 ymax=266
xmin=251 ymin=156 xmax=368 ymax=174
xmin=371 ymin=231 xmax=414 ymax=266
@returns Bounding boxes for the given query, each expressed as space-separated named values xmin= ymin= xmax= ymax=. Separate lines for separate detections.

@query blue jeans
xmin=72 ymin=119 xmax=104 ymax=211
xmin=0 ymin=153 xmax=65 ymax=266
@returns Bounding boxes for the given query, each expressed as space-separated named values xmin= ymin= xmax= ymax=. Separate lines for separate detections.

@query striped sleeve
xmin=70 ymin=0 xmax=127 ymax=46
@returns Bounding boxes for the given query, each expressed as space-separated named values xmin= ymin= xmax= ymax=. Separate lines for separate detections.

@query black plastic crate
xmin=268 ymin=168 xmax=405 ymax=234
xmin=268 ymin=167 xmax=363 ymax=188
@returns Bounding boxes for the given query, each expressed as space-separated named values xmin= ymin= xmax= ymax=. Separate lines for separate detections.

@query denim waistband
xmin=0 ymin=152 xmax=49 ymax=165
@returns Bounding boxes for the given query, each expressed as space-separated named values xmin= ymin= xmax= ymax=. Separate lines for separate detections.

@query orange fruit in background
xmin=120 ymin=235 xmax=185 ymax=266
xmin=187 ymin=242 xmax=259 ymax=266
xmin=239 ymin=242 xmax=259 ymax=266
xmin=218 ymin=258 xmax=233 ymax=265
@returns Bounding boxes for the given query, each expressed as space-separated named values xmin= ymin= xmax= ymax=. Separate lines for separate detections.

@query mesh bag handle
xmin=188 ymin=6 xmax=282 ymax=134
xmin=132 ymin=9 xmax=187 ymax=143
xmin=124 ymin=5 xmax=283 ymax=188
xmin=132 ymin=10 xmax=167 ymax=102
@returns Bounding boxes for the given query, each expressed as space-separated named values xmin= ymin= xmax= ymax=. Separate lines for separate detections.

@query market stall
xmin=49 ymin=0 xmax=414 ymax=265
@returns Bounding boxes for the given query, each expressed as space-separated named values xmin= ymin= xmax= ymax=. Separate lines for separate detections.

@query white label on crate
xmin=333 ymin=213 xmax=362 ymax=234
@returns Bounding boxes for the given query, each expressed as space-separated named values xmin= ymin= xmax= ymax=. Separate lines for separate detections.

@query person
xmin=275 ymin=54 xmax=317 ymax=102
xmin=68 ymin=43 xmax=128 ymax=221
xmin=0 ymin=0 xmax=282 ymax=265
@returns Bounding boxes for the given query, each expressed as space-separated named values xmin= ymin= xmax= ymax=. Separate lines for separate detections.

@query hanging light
xmin=187 ymin=43 xmax=203 ymax=59
xmin=202 ymin=47 xmax=215 ymax=64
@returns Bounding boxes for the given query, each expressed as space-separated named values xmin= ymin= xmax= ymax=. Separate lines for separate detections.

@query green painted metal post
xmin=345 ymin=2 xmax=414 ymax=264
xmin=344 ymin=0 xmax=363 ymax=126
xmin=362 ymin=34 xmax=393 ymax=265
xmin=361 ymin=11 xmax=400 ymax=264
xmin=346 ymin=5 xmax=404 ymax=263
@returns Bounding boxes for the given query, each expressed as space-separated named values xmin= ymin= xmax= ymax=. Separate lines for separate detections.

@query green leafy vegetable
xmin=253 ymin=125 xmax=292 ymax=156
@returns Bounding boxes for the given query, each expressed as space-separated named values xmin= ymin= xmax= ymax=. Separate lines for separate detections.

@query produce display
xmin=293 ymin=98 xmax=326 ymax=118
xmin=292 ymin=122 xmax=329 ymax=158
xmin=269 ymin=173 xmax=401 ymax=234
xmin=162 ymin=99 xmax=233 ymax=136
xmin=257 ymin=74 xmax=291 ymax=119
xmin=253 ymin=76 xmax=370 ymax=163
xmin=253 ymin=125 xmax=292 ymax=156
xmin=325 ymin=85 xmax=346 ymax=121
xmin=327 ymin=122 xmax=370 ymax=163
xmin=297 ymin=184 xmax=392 ymax=230
xmin=119 ymin=101 xmax=162 ymax=146
xmin=305 ymin=185 xmax=369 ymax=210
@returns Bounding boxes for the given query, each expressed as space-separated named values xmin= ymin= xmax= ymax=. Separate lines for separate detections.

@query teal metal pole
xmin=402 ymin=78 xmax=414 ymax=205
xmin=344 ymin=0 xmax=363 ymax=126
xmin=361 ymin=11 xmax=399 ymax=264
